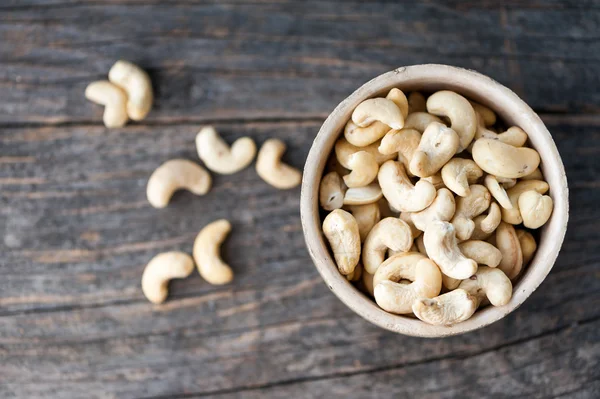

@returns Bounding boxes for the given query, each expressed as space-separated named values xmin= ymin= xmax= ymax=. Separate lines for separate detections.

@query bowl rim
xmin=300 ymin=64 xmax=569 ymax=338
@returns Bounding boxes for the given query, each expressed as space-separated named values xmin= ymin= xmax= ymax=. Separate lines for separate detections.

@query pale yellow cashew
xmin=521 ymin=168 xmax=543 ymax=181
xmin=85 ymin=81 xmax=129 ymax=128
xmin=518 ymin=191 xmax=553 ymax=229
xmin=378 ymin=160 xmax=436 ymax=212
xmin=458 ymin=266 xmax=512 ymax=307
xmin=426 ymin=90 xmax=477 ymax=152
xmin=473 ymin=113 xmax=528 ymax=147
xmin=469 ymin=101 xmax=497 ymax=126
xmin=344 ymin=120 xmax=390 ymax=147
xmin=362 ymin=270 xmax=375 ymax=297
xmin=442 ymin=274 xmax=461 ymax=291
xmin=441 ymin=158 xmax=483 ymax=197
xmin=347 ymin=203 xmax=381 ymax=241
xmin=322 ymin=209 xmax=361 ymax=275
xmin=472 ymin=138 xmax=540 ymax=178
xmin=343 ymin=183 xmax=382 ymax=205
xmin=484 ymin=175 xmax=513 ymax=209
xmin=423 ymin=221 xmax=478 ymax=279
xmin=342 ymin=151 xmax=379 ymax=188
xmin=408 ymin=92 xmax=427 ymax=113
xmin=195 ymin=126 xmax=256 ymax=175
xmin=346 ymin=263 xmax=363 ymax=282
xmin=335 ymin=137 xmax=395 ymax=168
xmin=378 ymin=128 xmax=422 ymax=176
xmin=385 ymin=88 xmax=409 ymax=119
xmin=141 ymin=252 xmax=195 ymax=304
xmin=416 ymin=234 xmax=427 ymax=256
xmin=411 ymin=188 xmax=456 ymax=232
xmin=421 ymin=173 xmax=446 ymax=190
xmin=403 ymin=112 xmax=443 ymax=133
xmin=146 ymin=159 xmax=212 ymax=209
xmin=326 ymin=154 xmax=349 ymax=177
xmin=409 ymin=122 xmax=459 ymax=178
xmin=193 ymin=219 xmax=234 ymax=285
xmin=352 ymin=97 xmax=404 ymax=129
xmin=108 ymin=60 xmax=153 ymax=121
xmin=495 ymin=222 xmax=523 ymax=280
xmin=470 ymin=202 xmax=502 ymax=240
xmin=458 ymin=240 xmax=502 ymax=268
xmin=374 ymin=255 xmax=442 ymax=314
xmin=450 ymin=184 xmax=492 ymax=241
xmin=498 ymin=176 xmax=517 ymax=189
xmin=378 ymin=197 xmax=398 ymax=218
xmin=256 ymin=139 xmax=302 ymax=189
xmin=362 ymin=217 xmax=413 ymax=274
xmin=319 ymin=171 xmax=345 ymax=211
xmin=502 ymin=180 xmax=549 ymax=224
xmin=516 ymin=229 xmax=537 ymax=265
xmin=412 ymin=289 xmax=478 ymax=326
xmin=400 ymin=211 xmax=422 ymax=239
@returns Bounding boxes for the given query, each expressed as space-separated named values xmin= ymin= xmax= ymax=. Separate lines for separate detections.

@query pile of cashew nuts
xmin=320 ymin=88 xmax=553 ymax=326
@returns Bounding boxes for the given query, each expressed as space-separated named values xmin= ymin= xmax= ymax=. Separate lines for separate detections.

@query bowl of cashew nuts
xmin=300 ymin=64 xmax=569 ymax=337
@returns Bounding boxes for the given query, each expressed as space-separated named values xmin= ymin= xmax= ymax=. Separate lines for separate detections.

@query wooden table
xmin=1 ymin=1 xmax=599 ymax=398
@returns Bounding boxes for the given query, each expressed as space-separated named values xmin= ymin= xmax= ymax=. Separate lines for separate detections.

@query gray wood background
xmin=1 ymin=1 xmax=599 ymax=398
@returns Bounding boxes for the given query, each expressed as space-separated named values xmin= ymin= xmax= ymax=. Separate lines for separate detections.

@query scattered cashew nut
xmin=319 ymin=171 xmax=345 ymax=211
xmin=426 ymin=90 xmax=477 ymax=152
xmin=141 ymin=252 xmax=195 ymax=304
xmin=352 ymin=97 xmax=404 ymax=129
xmin=108 ymin=60 xmax=153 ymax=121
xmin=441 ymin=158 xmax=483 ymax=197
xmin=322 ymin=209 xmax=361 ymax=275
xmin=343 ymin=151 xmax=379 ymax=188
xmin=412 ymin=289 xmax=478 ymax=326
xmin=362 ymin=217 xmax=413 ymax=274
xmin=378 ymin=160 xmax=436 ymax=212
xmin=196 ymin=126 xmax=256 ymax=174
xmin=410 ymin=122 xmax=459 ymax=178
xmin=411 ymin=188 xmax=456 ymax=232
xmin=256 ymin=139 xmax=302 ymax=189
xmin=146 ymin=159 xmax=212 ymax=209
xmin=423 ymin=221 xmax=478 ymax=279
xmin=518 ymin=190 xmax=553 ymax=229
xmin=450 ymin=184 xmax=492 ymax=241
xmin=472 ymin=138 xmax=540 ymax=178
xmin=193 ymin=219 xmax=234 ymax=285
xmin=85 ymin=81 xmax=129 ymax=128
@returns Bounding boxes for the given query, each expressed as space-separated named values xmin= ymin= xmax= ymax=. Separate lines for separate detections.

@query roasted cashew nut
xmin=403 ymin=112 xmax=443 ymax=133
xmin=495 ymin=222 xmax=523 ymax=280
xmin=335 ymin=137 xmax=395 ymax=168
xmin=409 ymin=122 xmax=459 ymax=178
xmin=469 ymin=101 xmax=497 ymax=126
xmin=502 ymin=180 xmax=550 ymax=224
xmin=412 ymin=289 xmax=478 ymax=326
xmin=378 ymin=160 xmax=436 ymax=212
xmin=470 ymin=202 xmax=502 ymax=240
xmin=378 ymin=128 xmax=422 ymax=176
xmin=518 ymin=190 xmax=553 ymax=229
xmin=256 ymin=139 xmax=302 ymax=189
xmin=408 ymin=92 xmax=427 ymax=113
xmin=386 ymin=88 xmax=409 ymax=119
xmin=342 ymin=151 xmax=379 ymax=188
xmin=411 ymin=188 xmax=456 ymax=232
xmin=146 ymin=159 xmax=212 ymax=209
xmin=362 ymin=217 xmax=413 ymax=274
xmin=322 ymin=209 xmax=361 ymax=275
xmin=450 ymin=184 xmax=492 ymax=241
xmin=472 ymin=138 xmax=540 ymax=178
xmin=85 ymin=81 xmax=129 ymax=128
xmin=457 ymin=266 xmax=512 ymax=307
xmin=458 ymin=240 xmax=502 ymax=268
xmin=374 ymin=255 xmax=442 ymax=314
xmin=516 ymin=229 xmax=537 ymax=265
xmin=196 ymin=126 xmax=256 ymax=174
xmin=441 ymin=158 xmax=483 ymax=197
xmin=352 ymin=97 xmax=404 ymax=129
xmin=426 ymin=90 xmax=477 ymax=152
xmin=343 ymin=183 xmax=382 ymax=205
xmin=141 ymin=252 xmax=195 ymax=304
xmin=344 ymin=121 xmax=390 ymax=147
xmin=108 ymin=60 xmax=153 ymax=121
xmin=347 ymin=203 xmax=381 ymax=242
xmin=484 ymin=175 xmax=513 ymax=209
xmin=319 ymin=171 xmax=345 ymax=211
xmin=423 ymin=221 xmax=478 ymax=279
xmin=193 ymin=219 xmax=234 ymax=285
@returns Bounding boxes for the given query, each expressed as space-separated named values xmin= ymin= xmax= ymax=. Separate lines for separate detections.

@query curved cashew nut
xmin=386 ymin=88 xmax=409 ymax=119
xmin=108 ymin=60 xmax=153 ymax=121
xmin=516 ymin=229 xmax=537 ymax=265
xmin=344 ymin=120 xmax=390 ymax=147
xmin=346 ymin=263 xmax=363 ymax=282
xmin=412 ymin=289 xmax=478 ymax=326
xmin=343 ymin=151 xmax=379 ymax=188
xmin=441 ymin=159 xmax=483 ymax=197
xmin=469 ymin=101 xmax=497 ymax=126
xmin=442 ymin=274 xmax=461 ymax=291
xmin=426 ymin=90 xmax=477 ymax=152
xmin=326 ymin=154 xmax=349 ymax=177
xmin=471 ymin=202 xmax=502 ymax=240
xmin=472 ymin=138 xmax=540 ymax=178
xmin=521 ymin=167 xmax=543 ymax=181
xmin=495 ymin=222 xmax=523 ymax=280
xmin=141 ymin=252 xmax=195 ymax=304
xmin=423 ymin=221 xmax=478 ymax=279
xmin=362 ymin=217 xmax=413 ymax=274
xmin=502 ymin=180 xmax=550 ymax=224
xmin=343 ymin=183 xmax=382 ymax=205
xmin=319 ymin=171 xmax=345 ymax=211
xmin=146 ymin=159 xmax=212 ymax=209
xmin=347 ymin=203 xmax=381 ymax=241
xmin=85 ymin=81 xmax=129 ymax=128
xmin=458 ymin=240 xmax=502 ymax=268
xmin=450 ymin=184 xmax=492 ymax=241
xmin=378 ymin=128 xmax=422 ymax=176
xmin=335 ymin=137 xmax=395 ymax=168
xmin=256 ymin=139 xmax=302 ymax=189
xmin=352 ymin=97 xmax=404 ymax=129
xmin=458 ymin=266 xmax=512 ymax=307
xmin=484 ymin=175 xmax=513 ymax=209
xmin=411 ymin=188 xmax=456 ymax=232
xmin=374 ymin=256 xmax=442 ymax=314
xmin=378 ymin=160 xmax=436 ymax=212
xmin=403 ymin=112 xmax=443 ymax=133
xmin=410 ymin=122 xmax=459 ymax=178
xmin=474 ymin=114 xmax=528 ymax=148
xmin=518 ymin=191 xmax=553 ymax=229
xmin=193 ymin=219 xmax=234 ymax=285
xmin=322 ymin=209 xmax=361 ymax=275
xmin=408 ymin=92 xmax=427 ymax=113
xmin=195 ymin=126 xmax=256 ymax=174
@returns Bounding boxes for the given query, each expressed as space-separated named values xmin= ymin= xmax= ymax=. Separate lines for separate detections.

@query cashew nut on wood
xmin=516 ymin=229 xmax=537 ymax=265
xmin=518 ymin=190 xmax=553 ymax=229
xmin=472 ymin=138 xmax=540 ymax=178
xmin=343 ymin=183 xmax=383 ymax=205
xmin=347 ymin=203 xmax=381 ymax=241
xmin=403 ymin=112 xmax=443 ymax=133
xmin=322 ymin=209 xmax=361 ymax=275
xmin=141 ymin=252 xmax=195 ymax=304
xmin=423 ymin=221 xmax=478 ymax=279
xmin=362 ymin=217 xmax=413 ymax=274
xmin=412 ymin=289 xmax=478 ymax=326
xmin=335 ymin=137 xmax=395 ymax=168
xmin=85 ymin=81 xmax=129 ymax=128
xmin=411 ymin=188 xmax=456 ymax=232
xmin=495 ymin=222 xmax=523 ymax=280
xmin=484 ymin=175 xmax=513 ymax=209
xmin=441 ymin=158 xmax=483 ymax=197
xmin=193 ymin=219 xmax=234 ymax=285
xmin=196 ymin=126 xmax=256 ymax=174
xmin=256 ymin=139 xmax=302 ymax=189
xmin=385 ymin=88 xmax=409 ymax=119
xmin=502 ymin=180 xmax=549 ymax=224
xmin=378 ymin=160 xmax=436 ymax=212
xmin=352 ymin=97 xmax=404 ymax=129
xmin=344 ymin=121 xmax=390 ymax=147
xmin=410 ymin=122 xmax=459 ymax=178
xmin=458 ymin=240 xmax=502 ymax=268
xmin=426 ymin=90 xmax=477 ymax=152
xmin=108 ymin=60 xmax=153 ymax=121
xmin=408 ymin=92 xmax=427 ymax=113
xmin=450 ymin=184 xmax=492 ymax=241
xmin=458 ymin=266 xmax=512 ymax=307
xmin=343 ymin=151 xmax=379 ymax=188
xmin=320 ymin=171 xmax=345 ymax=211
xmin=146 ymin=159 xmax=212 ymax=209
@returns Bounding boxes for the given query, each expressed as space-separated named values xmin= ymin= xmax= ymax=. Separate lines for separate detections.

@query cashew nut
xmin=408 ymin=92 xmax=427 ymax=113
xmin=319 ymin=171 xmax=345 ymax=211
xmin=378 ymin=197 xmax=398 ymax=219
xmin=518 ymin=190 xmax=553 ymax=229
xmin=85 ymin=81 xmax=129 ymax=128
xmin=326 ymin=154 xmax=349 ymax=177
xmin=378 ymin=160 xmax=436 ymax=212
xmin=412 ymin=289 xmax=478 ymax=326
xmin=498 ymin=176 xmax=517 ymax=189
xmin=469 ymin=101 xmax=497 ymax=126
xmin=378 ymin=128 xmax=422 ymax=175
xmin=362 ymin=217 xmax=413 ymax=274
xmin=423 ymin=221 xmax=478 ymax=279
xmin=362 ymin=270 xmax=375 ymax=297
xmin=141 ymin=252 xmax=195 ymax=304
xmin=426 ymin=90 xmax=477 ymax=151
xmin=256 ymin=139 xmax=302 ymax=189
xmin=322 ymin=209 xmax=361 ymax=275
xmin=502 ymin=180 xmax=550 ymax=224
xmin=335 ymin=137 xmax=395 ymax=168
xmin=346 ymin=263 xmax=363 ymax=282
xmin=347 ymin=203 xmax=381 ymax=241
xmin=521 ymin=168 xmax=543 ymax=181
xmin=410 ymin=122 xmax=459 ymax=178
xmin=344 ymin=121 xmax=390 ymax=147
xmin=421 ymin=173 xmax=446 ymax=190
xmin=457 ymin=266 xmax=512 ymax=307
xmin=411 ymin=188 xmax=456 ymax=232
xmin=474 ymin=112 xmax=528 ymax=147
xmin=400 ymin=211 xmax=422 ymax=239
xmin=146 ymin=159 xmax=212 ymax=209
xmin=343 ymin=183 xmax=383 ymax=205
xmin=495 ymin=222 xmax=523 ymax=280
xmin=108 ymin=60 xmax=153 ymax=121
xmin=472 ymin=138 xmax=540 ymax=178
xmin=470 ymin=202 xmax=502 ymax=240
xmin=442 ymin=274 xmax=461 ymax=291
xmin=458 ymin=240 xmax=502 ymax=268
xmin=416 ymin=234 xmax=427 ymax=256
xmin=193 ymin=219 xmax=234 ymax=285
xmin=484 ymin=175 xmax=513 ymax=209
xmin=352 ymin=97 xmax=404 ymax=129
xmin=516 ymin=229 xmax=537 ymax=265
xmin=403 ymin=112 xmax=443 ymax=133
xmin=450 ymin=184 xmax=492 ymax=241
xmin=342 ymin=151 xmax=379 ymax=188
xmin=386 ymin=88 xmax=409 ymax=119
xmin=441 ymin=159 xmax=483 ymax=197
xmin=374 ymin=255 xmax=442 ymax=314
xmin=195 ymin=126 xmax=256 ymax=174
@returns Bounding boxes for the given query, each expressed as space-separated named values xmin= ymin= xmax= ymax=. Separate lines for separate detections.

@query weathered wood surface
xmin=0 ymin=1 xmax=599 ymax=398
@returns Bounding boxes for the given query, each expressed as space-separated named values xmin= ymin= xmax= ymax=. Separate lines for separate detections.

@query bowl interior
xmin=300 ymin=64 xmax=569 ymax=337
